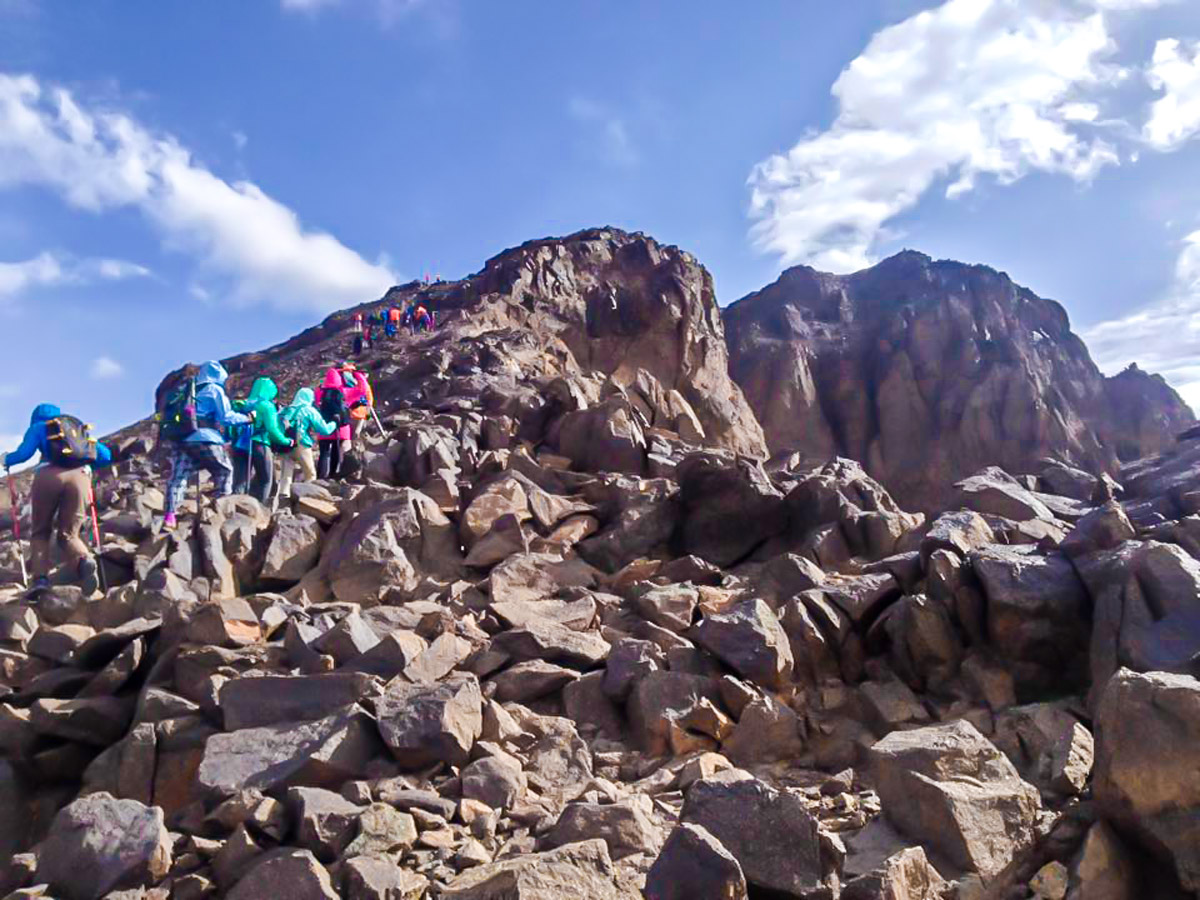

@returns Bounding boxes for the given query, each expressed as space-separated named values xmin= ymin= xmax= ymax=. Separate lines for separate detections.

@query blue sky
xmin=4 ymin=0 xmax=1200 ymax=453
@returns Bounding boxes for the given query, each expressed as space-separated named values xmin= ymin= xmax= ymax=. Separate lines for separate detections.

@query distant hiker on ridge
xmin=352 ymin=311 xmax=365 ymax=356
xmin=4 ymin=404 xmax=112 ymax=595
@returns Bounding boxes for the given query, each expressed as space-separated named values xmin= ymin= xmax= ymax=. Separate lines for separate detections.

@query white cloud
xmin=1144 ymin=38 xmax=1200 ymax=150
xmin=568 ymin=97 xmax=638 ymax=167
xmin=0 ymin=252 xmax=64 ymax=298
xmin=0 ymin=250 xmax=150 ymax=300
xmin=0 ymin=74 xmax=396 ymax=314
xmin=281 ymin=0 xmax=433 ymax=25
xmin=746 ymin=0 xmax=1171 ymax=273
xmin=93 ymin=258 xmax=152 ymax=280
xmin=90 ymin=356 xmax=124 ymax=380
xmin=1084 ymin=230 xmax=1200 ymax=406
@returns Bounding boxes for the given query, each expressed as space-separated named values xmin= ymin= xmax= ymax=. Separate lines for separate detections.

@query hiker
xmin=316 ymin=368 xmax=353 ymax=479
xmin=387 ymin=306 xmax=402 ymax=339
xmin=233 ymin=377 xmax=292 ymax=504
xmin=161 ymin=361 xmax=252 ymax=528
xmin=278 ymin=387 xmax=337 ymax=498
xmin=340 ymin=363 xmax=374 ymax=445
xmin=412 ymin=303 xmax=433 ymax=334
xmin=352 ymin=311 xmax=365 ymax=356
xmin=4 ymin=404 xmax=113 ymax=594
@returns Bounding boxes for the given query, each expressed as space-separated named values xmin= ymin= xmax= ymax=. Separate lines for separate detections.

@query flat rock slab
xmin=198 ymin=710 xmax=381 ymax=797
xmin=218 ymin=672 xmax=379 ymax=731
xmin=439 ymin=838 xmax=628 ymax=900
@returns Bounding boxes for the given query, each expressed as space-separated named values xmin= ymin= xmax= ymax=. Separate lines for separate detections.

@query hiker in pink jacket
xmin=315 ymin=365 xmax=367 ymax=479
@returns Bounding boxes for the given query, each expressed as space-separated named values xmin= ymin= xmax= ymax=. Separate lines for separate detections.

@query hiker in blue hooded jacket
xmin=4 ymin=404 xmax=113 ymax=594
xmin=162 ymin=361 xmax=252 ymax=528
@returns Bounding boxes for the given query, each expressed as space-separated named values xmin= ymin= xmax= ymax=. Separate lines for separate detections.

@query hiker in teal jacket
xmin=233 ymin=377 xmax=292 ymax=504
xmin=278 ymin=387 xmax=336 ymax=498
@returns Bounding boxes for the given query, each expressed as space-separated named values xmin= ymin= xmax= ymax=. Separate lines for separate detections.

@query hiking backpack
xmin=159 ymin=378 xmax=199 ymax=443
xmin=44 ymin=415 xmax=99 ymax=468
xmin=320 ymin=386 xmax=348 ymax=428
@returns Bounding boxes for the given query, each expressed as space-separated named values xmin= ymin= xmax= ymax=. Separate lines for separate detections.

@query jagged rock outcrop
xmin=724 ymin=251 xmax=1193 ymax=510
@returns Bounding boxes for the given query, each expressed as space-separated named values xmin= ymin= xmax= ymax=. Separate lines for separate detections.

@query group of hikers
xmin=3 ymin=359 xmax=377 ymax=595
xmin=352 ymin=298 xmax=436 ymax=355
xmin=2 ymin=291 xmax=447 ymax=596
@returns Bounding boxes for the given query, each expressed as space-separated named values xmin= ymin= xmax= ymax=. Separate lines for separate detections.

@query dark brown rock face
xmin=724 ymin=251 xmax=1193 ymax=510
xmin=470 ymin=229 xmax=767 ymax=458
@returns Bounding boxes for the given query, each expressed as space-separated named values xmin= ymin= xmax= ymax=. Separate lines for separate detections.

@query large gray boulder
xmin=226 ymin=849 xmax=339 ymax=900
xmin=971 ymin=545 xmax=1089 ymax=695
xmin=676 ymin=454 xmax=787 ymax=567
xmin=841 ymin=846 xmax=948 ymax=900
xmin=36 ymin=793 xmax=173 ymax=900
xmin=545 ymin=795 xmax=663 ymax=860
xmin=644 ymin=822 xmax=747 ymax=900
xmin=680 ymin=775 xmax=827 ymax=896
xmin=1075 ymin=541 xmax=1200 ymax=706
xmin=1093 ymin=669 xmax=1200 ymax=892
xmin=691 ymin=599 xmax=793 ymax=689
xmin=376 ymin=672 xmax=483 ymax=769
xmin=287 ymin=786 xmax=364 ymax=862
xmin=869 ymin=719 xmax=1041 ymax=880
xmin=259 ymin=512 xmax=323 ymax=584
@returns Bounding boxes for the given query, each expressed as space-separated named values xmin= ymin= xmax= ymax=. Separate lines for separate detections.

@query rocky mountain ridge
xmin=724 ymin=250 xmax=1194 ymax=511
xmin=0 ymin=228 xmax=1199 ymax=899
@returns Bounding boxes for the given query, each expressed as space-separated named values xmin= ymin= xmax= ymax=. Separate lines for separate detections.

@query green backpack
xmin=159 ymin=379 xmax=199 ymax=443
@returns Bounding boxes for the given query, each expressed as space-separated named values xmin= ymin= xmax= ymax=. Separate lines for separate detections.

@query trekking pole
xmin=6 ymin=466 xmax=28 ymax=589
xmin=241 ymin=426 xmax=254 ymax=495
xmin=371 ymin=407 xmax=386 ymax=440
xmin=86 ymin=470 xmax=109 ymax=595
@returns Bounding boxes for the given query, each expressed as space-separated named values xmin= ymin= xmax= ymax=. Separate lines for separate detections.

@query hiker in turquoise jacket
xmin=233 ymin=377 xmax=291 ymax=504
xmin=278 ymin=387 xmax=336 ymax=498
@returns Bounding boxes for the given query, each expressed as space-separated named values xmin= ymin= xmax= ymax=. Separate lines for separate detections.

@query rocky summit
xmin=1 ymin=226 xmax=1199 ymax=899
xmin=725 ymin=250 xmax=1194 ymax=512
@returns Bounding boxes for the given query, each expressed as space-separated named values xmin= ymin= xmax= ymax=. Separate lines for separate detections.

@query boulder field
xmin=1 ymin=227 xmax=1198 ymax=899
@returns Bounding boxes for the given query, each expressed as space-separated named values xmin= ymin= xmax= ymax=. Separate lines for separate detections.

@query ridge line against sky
xmin=3 ymin=0 xmax=1200 ymax=431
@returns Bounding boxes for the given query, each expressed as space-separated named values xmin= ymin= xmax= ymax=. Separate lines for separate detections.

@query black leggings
xmin=234 ymin=443 xmax=275 ymax=503
xmin=317 ymin=440 xmax=343 ymax=480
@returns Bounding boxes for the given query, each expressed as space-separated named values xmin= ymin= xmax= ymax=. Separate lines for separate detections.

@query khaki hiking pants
xmin=279 ymin=445 xmax=316 ymax=498
xmin=30 ymin=464 xmax=91 ymax=579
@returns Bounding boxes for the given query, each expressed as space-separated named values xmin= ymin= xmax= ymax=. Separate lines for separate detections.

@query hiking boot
xmin=27 ymin=576 xmax=51 ymax=598
xmin=78 ymin=558 xmax=99 ymax=596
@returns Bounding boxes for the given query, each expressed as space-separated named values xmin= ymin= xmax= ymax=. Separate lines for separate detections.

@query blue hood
xmin=30 ymin=403 xmax=60 ymax=425
xmin=196 ymin=361 xmax=229 ymax=388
